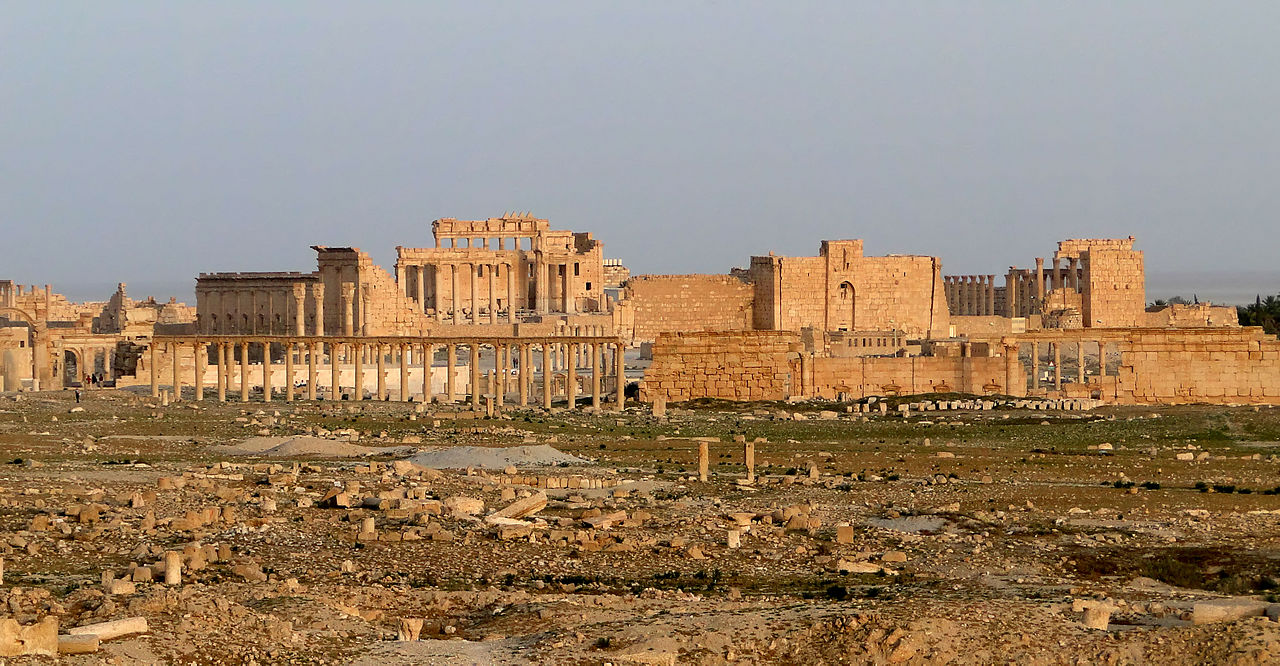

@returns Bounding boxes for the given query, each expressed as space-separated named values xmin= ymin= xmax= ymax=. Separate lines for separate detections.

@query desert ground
xmin=2 ymin=389 xmax=1279 ymax=664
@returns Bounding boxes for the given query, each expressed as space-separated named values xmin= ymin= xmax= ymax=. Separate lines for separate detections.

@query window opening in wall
xmin=574 ymin=263 xmax=580 ymax=276
xmin=585 ymin=282 xmax=592 ymax=290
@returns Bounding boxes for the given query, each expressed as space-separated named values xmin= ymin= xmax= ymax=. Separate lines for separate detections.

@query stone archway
xmin=63 ymin=349 xmax=82 ymax=386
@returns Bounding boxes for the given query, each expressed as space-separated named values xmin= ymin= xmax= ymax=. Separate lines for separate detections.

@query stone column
xmin=498 ymin=343 xmax=509 ymax=401
xmin=799 ymin=352 xmax=810 ymax=398
xmin=614 ymin=342 xmax=626 ymax=410
xmin=396 ymin=262 xmax=405 ymax=294
xmin=446 ymin=342 xmax=457 ymax=403
xmin=986 ymin=275 xmax=996 ymax=315
xmin=216 ymin=343 xmax=226 ymax=402
xmin=1003 ymin=342 xmax=1023 ymax=396
xmin=1068 ymin=257 xmax=1079 ymax=291
xmin=566 ymin=342 xmax=578 ymax=409
xmin=312 ymin=283 xmax=325 ymax=335
xmin=262 ymin=341 xmax=273 ymax=402
xmin=1006 ymin=271 xmax=1018 ymax=317
xmin=352 ymin=343 xmax=363 ymax=401
xmin=470 ymin=264 xmax=479 ymax=325
xmin=307 ymin=342 xmax=318 ymax=400
xmin=488 ymin=265 xmax=498 ymax=325
xmin=517 ymin=344 xmax=528 ymax=406
xmin=698 ymin=441 xmax=709 ymax=482
xmin=744 ymin=440 xmax=755 ymax=482
xmin=285 ymin=343 xmax=295 ymax=402
xmin=542 ymin=343 xmax=553 ymax=408
xmin=1035 ymin=258 xmax=1045 ymax=312
xmin=591 ymin=342 xmax=602 ymax=410
xmin=415 ymin=266 xmax=425 ymax=309
xmin=1031 ymin=342 xmax=1040 ymax=390
xmin=341 ymin=284 xmax=354 ymax=336
xmin=565 ymin=264 xmax=576 ymax=314
xmin=194 ymin=342 xmax=206 ymax=401
xmin=450 ymin=264 xmax=459 ymax=324
xmin=470 ymin=344 xmax=481 ymax=410
xmin=399 ymin=343 xmax=410 ymax=401
xmin=433 ymin=266 xmax=443 ymax=322
xmin=240 ymin=343 xmax=250 ymax=402
xmin=150 ymin=343 xmax=158 ymax=397
xmin=331 ymin=343 xmax=342 ymax=400
xmin=1053 ymin=342 xmax=1062 ymax=390
xmin=293 ymin=285 xmax=305 ymax=336
xmin=171 ymin=343 xmax=182 ymax=402
xmin=421 ymin=343 xmax=432 ymax=402
xmin=375 ymin=344 xmax=386 ymax=400
xmin=1077 ymin=341 xmax=1085 ymax=384
xmin=359 ymin=288 xmax=371 ymax=336
xmin=507 ymin=264 xmax=517 ymax=323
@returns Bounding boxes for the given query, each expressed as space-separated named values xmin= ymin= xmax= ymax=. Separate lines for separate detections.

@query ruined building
xmin=196 ymin=214 xmax=612 ymax=337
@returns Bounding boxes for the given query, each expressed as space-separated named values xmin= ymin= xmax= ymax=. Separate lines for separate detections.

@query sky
xmin=3 ymin=2 xmax=1279 ymax=304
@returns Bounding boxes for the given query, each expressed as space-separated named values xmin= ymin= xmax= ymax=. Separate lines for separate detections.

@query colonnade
xmin=148 ymin=335 xmax=627 ymax=411
xmin=943 ymin=275 xmax=997 ymax=316
xmin=1002 ymin=336 xmax=1119 ymax=395
xmin=202 ymin=282 xmax=324 ymax=336
xmin=397 ymin=258 xmax=580 ymax=323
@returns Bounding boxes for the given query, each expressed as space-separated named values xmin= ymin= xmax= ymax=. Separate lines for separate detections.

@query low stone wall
xmin=810 ymin=356 xmax=1008 ymax=399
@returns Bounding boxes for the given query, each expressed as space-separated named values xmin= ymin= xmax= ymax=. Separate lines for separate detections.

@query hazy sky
xmin=3 ymin=2 xmax=1279 ymax=303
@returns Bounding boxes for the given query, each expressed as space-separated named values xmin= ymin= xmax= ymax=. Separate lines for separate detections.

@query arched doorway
xmin=837 ymin=282 xmax=856 ymax=331
xmin=63 ymin=350 xmax=81 ymax=386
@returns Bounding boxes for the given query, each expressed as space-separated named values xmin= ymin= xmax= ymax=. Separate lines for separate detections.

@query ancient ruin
xmin=3 ymin=221 xmax=1280 ymax=663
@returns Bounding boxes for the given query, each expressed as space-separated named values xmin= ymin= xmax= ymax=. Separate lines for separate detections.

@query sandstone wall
xmin=622 ymin=275 xmax=753 ymax=344
xmin=1144 ymin=303 xmax=1239 ymax=328
xmin=810 ymin=355 xmax=1007 ymax=399
xmin=639 ymin=331 xmax=799 ymax=402
xmin=1116 ymin=328 xmax=1280 ymax=404
xmin=749 ymin=242 xmax=948 ymax=337
xmin=1082 ymin=247 xmax=1145 ymax=327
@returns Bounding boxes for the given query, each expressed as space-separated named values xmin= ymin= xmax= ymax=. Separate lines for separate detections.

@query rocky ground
xmin=1 ymin=389 xmax=1279 ymax=664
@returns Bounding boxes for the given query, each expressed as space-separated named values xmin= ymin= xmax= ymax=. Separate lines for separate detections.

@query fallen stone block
xmin=0 ymin=617 xmax=58 ymax=657
xmin=1192 ymin=598 xmax=1270 ymax=625
xmin=68 ymin=617 xmax=149 ymax=642
xmin=490 ymin=491 xmax=547 ymax=520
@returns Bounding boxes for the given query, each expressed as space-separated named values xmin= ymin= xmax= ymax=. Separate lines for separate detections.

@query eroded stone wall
xmin=639 ymin=331 xmax=799 ymax=402
xmin=622 ymin=275 xmax=753 ymax=344
xmin=748 ymin=241 xmax=949 ymax=338
xmin=1116 ymin=328 xmax=1280 ymax=404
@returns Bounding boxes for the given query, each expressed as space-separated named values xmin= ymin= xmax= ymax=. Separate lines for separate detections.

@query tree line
xmin=1238 ymin=295 xmax=1280 ymax=335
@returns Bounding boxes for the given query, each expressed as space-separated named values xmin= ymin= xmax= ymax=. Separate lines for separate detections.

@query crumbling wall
xmin=639 ymin=331 xmax=799 ymax=402
xmin=622 ymin=275 xmax=753 ymax=344
xmin=1144 ymin=303 xmax=1239 ymax=328
xmin=811 ymin=355 xmax=1007 ymax=399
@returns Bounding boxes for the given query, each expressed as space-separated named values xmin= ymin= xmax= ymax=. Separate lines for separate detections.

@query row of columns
xmin=1034 ymin=256 xmax=1082 ymax=305
xmin=1009 ymin=339 xmax=1114 ymax=393
xmin=434 ymin=235 xmax=532 ymax=250
xmin=399 ymin=260 xmax=579 ymax=322
xmin=203 ymin=283 xmax=325 ymax=336
xmin=149 ymin=338 xmax=627 ymax=410
xmin=944 ymin=275 xmax=997 ymax=316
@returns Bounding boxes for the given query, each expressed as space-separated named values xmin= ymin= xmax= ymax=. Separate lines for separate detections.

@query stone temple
xmin=1 ymin=215 xmax=1275 ymax=406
